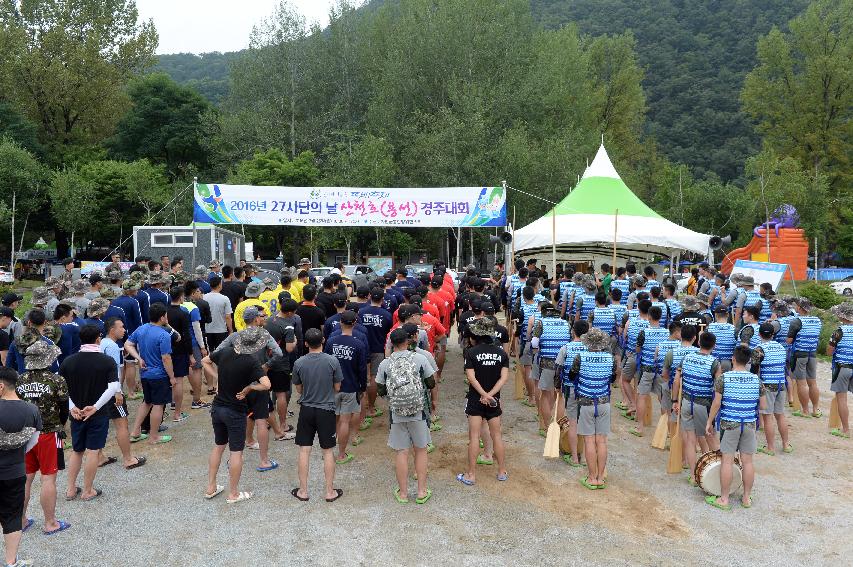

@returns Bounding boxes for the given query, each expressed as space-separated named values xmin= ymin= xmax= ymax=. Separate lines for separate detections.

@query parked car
xmin=310 ymin=267 xmax=333 ymax=280
xmin=344 ymin=264 xmax=374 ymax=291
xmin=0 ymin=266 xmax=14 ymax=284
xmin=830 ymin=275 xmax=853 ymax=296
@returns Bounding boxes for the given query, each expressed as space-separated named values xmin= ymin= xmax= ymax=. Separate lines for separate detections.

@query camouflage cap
xmin=582 ymin=275 xmax=597 ymax=292
xmin=122 ymin=279 xmax=140 ymax=291
xmin=72 ymin=279 xmax=89 ymax=293
xmin=105 ymin=268 xmax=123 ymax=281
xmin=148 ymin=272 xmax=167 ymax=286
xmin=31 ymin=286 xmax=52 ymax=306
xmin=87 ymin=297 xmax=110 ymax=318
xmin=696 ymin=292 xmax=711 ymax=306
xmin=581 ymin=327 xmax=611 ymax=352
xmin=830 ymin=301 xmax=853 ymax=322
xmin=194 ymin=265 xmax=207 ymax=276
xmin=129 ymin=270 xmax=147 ymax=283
xmin=632 ymin=275 xmax=647 ymax=288
xmin=795 ymin=297 xmax=813 ymax=312
xmin=245 ymin=281 xmax=263 ymax=298
xmin=17 ymin=328 xmax=41 ymax=352
xmin=772 ymin=299 xmax=793 ymax=317
xmin=572 ymin=272 xmax=586 ymax=285
xmin=99 ymin=287 xmax=118 ymax=300
xmin=173 ymin=271 xmax=191 ymax=284
xmin=262 ymin=277 xmax=274 ymax=289
xmin=729 ymin=273 xmax=744 ymax=285
xmin=41 ymin=323 xmax=61 ymax=344
xmin=59 ymin=299 xmax=77 ymax=310
xmin=45 ymin=276 xmax=62 ymax=288
xmin=24 ymin=340 xmax=61 ymax=370
xmin=680 ymin=295 xmax=700 ymax=311
xmin=233 ymin=326 xmax=269 ymax=355
xmin=468 ymin=316 xmax=496 ymax=337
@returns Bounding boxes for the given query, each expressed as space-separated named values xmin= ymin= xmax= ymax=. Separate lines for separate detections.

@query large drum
xmin=694 ymin=450 xmax=743 ymax=496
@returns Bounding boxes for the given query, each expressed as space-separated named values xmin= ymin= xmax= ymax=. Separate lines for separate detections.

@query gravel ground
xmin=20 ymin=331 xmax=853 ymax=566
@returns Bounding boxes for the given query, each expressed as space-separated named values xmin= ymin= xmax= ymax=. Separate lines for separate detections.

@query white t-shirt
xmin=203 ymin=291 xmax=233 ymax=334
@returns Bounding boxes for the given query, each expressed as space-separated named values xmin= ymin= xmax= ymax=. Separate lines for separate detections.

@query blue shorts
xmin=70 ymin=414 xmax=110 ymax=452
xmin=171 ymin=353 xmax=190 ymax=378
xmin=141 ymin=378 xmax=172 ymax=406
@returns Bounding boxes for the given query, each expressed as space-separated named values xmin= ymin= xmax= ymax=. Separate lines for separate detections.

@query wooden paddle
xmin=642 ymin=394 xmax=653 ymax=426
xmin=651 ymin=413 xmax=669 ymax=450
xmin=667 ymin=378 xmax=684 ymax=474
xmin=514 ymin=359 xmax=525 ymax=400
xmin=829 ymin=396 xmax=841 ymax=430
xmin=543 ymin=393 xmax=561 ymax=458
xmin=790 ymin=377 xmax=802 ymax=412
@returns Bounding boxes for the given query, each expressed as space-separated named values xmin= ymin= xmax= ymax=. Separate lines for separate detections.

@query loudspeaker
xmin=489 ymin=231 xmax=513 ymax=246
xmin=709 ymin=235 xmax=732 ymax=250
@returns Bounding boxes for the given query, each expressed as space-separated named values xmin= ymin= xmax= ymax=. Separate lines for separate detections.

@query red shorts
xmin=25 ymin=432 xmax=64 ymax=476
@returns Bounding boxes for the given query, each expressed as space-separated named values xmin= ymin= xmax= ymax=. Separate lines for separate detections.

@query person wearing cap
xmin=143 ymin=272 xmax=170 ymax=308
xmin=675 ymin=295 xmax=711 ymax=341
xmin=734 ymin=275 xmax=763 ymax=326
xmin=324 ymin=310 xmax=368 ymax=464
xmin=458 ymin=316 xmax=510 ymax=486
xmin=68 ymin=279 xmax=90 ymax=320
xmin=264 ymin=298 xmax=300 ymax=440
xmin=751 ymin=321 xmax=793 ymax=455
xmin=566 ymin=327 xmax=618 ymax=489
xmin=44 ymin=278 xmax=65 ymax=317
xmin=376 ymin=327 xmax=435 ymax=504
xmin=788 ymin=297 xmax=823 ymax=418
xmin=708 ymin=305 xmax=737 ymax=373
xmin=357 ymin=287 xmax=393 ymax=427
xmin=625 ymin=275 xmax=647 ymax=311
xmin=394 ymin=267 xmax=413 ymax=289
xmin=60 ymin=323 xmax=123 ymax=502
xmin=530 ymin=301 xmax=571 ymax=434
xmin=192 ymin=266 xmax=211 ymax=294
xmin=257 ymin=277 xmax=279 ymax=317
xmin=16 ymin=341 xmax=69 ymax=535
xmin=290 ymin=328 xmax=344 ymax=502
xmin=126 ymin=302 xmax=177 ymax=445
xmin=6 ymin=310 xmax=60 ymax=374
xmin=207 ymin=260 xmax=221 ymax=281
xmin=704 ymin=344 xmax=765 ymax=510
xmin=85 ymin=273 xmax=104 ymax=301
xmin=234 ymin=281 xmax=268 ymax=332
xmin=555 ymin=321 xmax=590 ymax=466
xmin=827 ymin=302 xmax=853 ymax=438
xmin=204 ymin=326 xmax=272 ymax=504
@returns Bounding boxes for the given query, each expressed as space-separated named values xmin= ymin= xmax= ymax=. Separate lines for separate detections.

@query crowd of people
xmin=0 ymin=253 xmax=851 ymax=566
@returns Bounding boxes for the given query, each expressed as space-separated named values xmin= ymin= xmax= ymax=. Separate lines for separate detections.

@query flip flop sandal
xmin=629 ymin=427 xmax=644 ymax=437
xmin=206 ymin=388 xmax=216 ymax=396
xmin=65 ymin=487 xmax=81 ymax=501
xmin=687 ymin=477 xmax=698 ymax=487
xmin=431 ymin=414 xmax=442 ymax=422
xmin=358 ymin=419 xmax=373 ymax=431
xmin=426 ymin=443 xmax=435 ymax=454
xmin=226 ymin=491 xmax=254 ymax=504
xmin=21 ymin=518 xmax=34 ymax=534
xmin=256 ymin=460 xmax=279 ymax=472
xmin=43 ymin=520 xmax=71 ymax=535
xmin=275 ymin=432 xmax=296 ymax=441
xmin=783 ymin=444 xmax=794 ymax=454
xmin=415 ymin=488 xmax=432 ymax=504
xmin=479 ymin=439 xmax=484 ymax=449
xmin=352 ymin=436 xmax=365 ymax=446
xmin=496 ymin=473 xmax=509 ymax=481
xmin=741 ymin=496 xmax=754 ymax=508
xmin=204 ymin=485 xmax=224 ymax=499
xmin=811 ymin=410 xmax=822 ymax=418
xmin=429 ymin=423 xmax=443 ymax=432
xmin=335 ymin=453 xmax=354 ymax=465
xmin=705 ymin=495 xmax=732 ymax=511
xmin=290 ymin=488 xmax=308 ymax=502
xmin=520 ymin=400 xmax=536 ymax=407
xmin=394 ymin=488 xmax=409 ymax=504
xmin=129 ymin=434 xmax=149 ymax=443
xmin=125 ymin=456 xmax=147 ymax=470
xmin=579 ymin=477 xmax=599 ymax=491
xmin=153 ymin=435 xmax=173 ymax=444
xmin=325 ymin=488 xmax=344 ymax=502
xmin=538 ymin=429 xmax=546 ymax=438
xmin=245 ymin=442 xmax=260 ymax=450
xmin=476 ymin=455 xmax=493 ymax=465
xmin=562 ymin=456 xmax=585 ymax=468
xmin=830 ymin=428 xmax=851 ymax=438
xmin=757 ymin=446 xmax=775 ymax=456
xmin=128 ymin=392 xmax=143 ymax=400
xmin=80 ymin=489 xmax=103 ymax=502
xmin=98 ymin=456 xmax=118 ymax=468
xmin=369 ymin=408 xmax=384 ymax=418
xmin=456 ymin=473 xmax=475 ymax=486
xmin=791 ymin=410 xmax=808 ymax=418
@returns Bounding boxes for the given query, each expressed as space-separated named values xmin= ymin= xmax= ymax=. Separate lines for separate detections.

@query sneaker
xmin=170 ymin=403 xmax=176 ymax=410
xmin=191 ymin=400 xmax=211 ymax=409
xmin=172 ymin=412 xmax=189 ymax=423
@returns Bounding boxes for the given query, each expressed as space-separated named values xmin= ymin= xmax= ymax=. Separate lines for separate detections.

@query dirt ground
xmin=22 ymin=330 xmax=853 ymax=566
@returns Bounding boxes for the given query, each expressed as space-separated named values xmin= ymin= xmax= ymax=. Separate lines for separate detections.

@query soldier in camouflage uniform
xmin=105 ymin=252 xmax=123 ymax=276
xmin=59 ymin=257 xmax=75 ymax=284
xmin=69 ymin=279 xmax=91 ymax=319
xmin=16 ymin=341 xmax=70 ymax=535
xmin=104 ymin=267 xmax=123 ymax=297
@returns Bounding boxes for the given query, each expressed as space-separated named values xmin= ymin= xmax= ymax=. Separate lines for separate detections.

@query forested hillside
xmin=153 ymin=52 xmax=238 ymax=106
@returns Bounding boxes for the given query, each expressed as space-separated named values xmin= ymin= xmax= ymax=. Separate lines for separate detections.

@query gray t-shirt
xmin=203 ymin=291 xmax=233 ymax=334
xmin=292 ymin=352 xmax=343 ymax=411
xmin=375 ymin=350 xmax=435 ymax=423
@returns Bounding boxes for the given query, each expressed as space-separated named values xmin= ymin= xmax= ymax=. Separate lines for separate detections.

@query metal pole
xmin=612 ymin=209 xmax=618 ymax=273
xmin=9 ymin=191 xmax=15 ymax=274
xmin=191 ymin=177 xmax=198 ymax=269
xmin=814 ymin=236 xmax=818 ymax=281
xmin=551 ymin=206 xmax=557 ymax=279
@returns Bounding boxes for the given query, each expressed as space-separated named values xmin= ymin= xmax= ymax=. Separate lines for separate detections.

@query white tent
xmin=513 ymin=144 xmax=710 ymax=263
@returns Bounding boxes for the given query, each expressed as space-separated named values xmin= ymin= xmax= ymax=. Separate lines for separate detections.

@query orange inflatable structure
xmin=721 ymin=228 xmax=808 ymax=281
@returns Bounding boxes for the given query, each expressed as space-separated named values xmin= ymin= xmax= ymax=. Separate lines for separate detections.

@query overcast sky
xmin=136 ymin=0 xmax=338 ymax=54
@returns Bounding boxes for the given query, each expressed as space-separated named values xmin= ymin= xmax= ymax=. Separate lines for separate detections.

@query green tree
xmin=50 ymin=170 xmax=97 ymax=255
xmin=0 ymin=138 xmax=46 ymax=265
xmin=228 ymin=149 xmax=319 ymax=186
xmin=0 ymin=0 xmax=158 ymax=160
xmin=107 ymin=73 xmax=211 ymax=179
xmin=0 ymin=102 xmax=43 ymax=157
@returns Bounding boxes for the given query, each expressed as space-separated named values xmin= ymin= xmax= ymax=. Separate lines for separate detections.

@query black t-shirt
xmin=221 ymin=280 xmax=247 ymax=311
xmin=296 ymin=304 xmax=326 ymax=333
xmin=464 ymin=342 xmax=509 ymax=400
xmin=211 ymin=345 xmax=264 ymax=413
xmin=315 ymin=291 xmax=337 ymax=318
xmin=59 ymin=351 xmax=119 ymax=419
xmin=264 ymin=316 xmax=296 ymax=373
xmin=167 ymin=304 xmax=192 ymax=355
xmin=194 ymin=297 xmax=212 ymax=326
xmin=0 ymin=399 xmax=42 ymax=480
xmin=458 ymin=310 xmax=476 ymax=336
xmin=0 ymin=328 xmax=10 ymax=352
xmin=494 ymin=323 xmax=510 ymax=346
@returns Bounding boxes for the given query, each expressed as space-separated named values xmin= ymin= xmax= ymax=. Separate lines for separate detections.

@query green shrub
xmin=799 ymin=282 xmax=842 ymax=310
xmin=815 ymin=309 xmax=840 ymax=355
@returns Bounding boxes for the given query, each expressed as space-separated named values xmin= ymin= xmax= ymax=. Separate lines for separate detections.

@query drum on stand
xmin=694 ymin=450 xmax=743 ymax=497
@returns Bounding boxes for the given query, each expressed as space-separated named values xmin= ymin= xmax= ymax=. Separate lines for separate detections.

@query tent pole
xmin=551 ymin=206 xmax=556 ymax=282
xmin=191 ymin=176 xmax=198 ymax=269
xmin=612 ymin=209 xmax=618 ymax=272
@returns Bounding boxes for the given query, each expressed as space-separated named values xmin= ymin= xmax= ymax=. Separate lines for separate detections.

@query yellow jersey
xmin=234 ymin=298 xmax=267 ymax=331
xmin=258 ymin=289 xmax=280 ymax=317
xmin=289 ymin=281 xmax=305 ymax=304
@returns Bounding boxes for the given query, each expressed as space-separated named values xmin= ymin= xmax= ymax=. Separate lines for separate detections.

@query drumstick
xmin=667 ymin=377 xmax=684 ymax=474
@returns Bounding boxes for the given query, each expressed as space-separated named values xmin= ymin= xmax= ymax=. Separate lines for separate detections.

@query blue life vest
xmin=655 ymin=338 xmax=681 ymax=375
xmin=743 ymin=289 xmax=763 ymax=315
xmin=538 ymin=317 xmax=571 ymax=360
xmin=577 ymin=292 xmax=596 ymax=321
xmin=519 ymin=301 xmax=539 ymax=341
xmin=559 ymin=341 xmax=588 ymax=388
xmin=510 ymin=279 xmax=526 ymax=312
xmin=625 ymin=308 xmax=639 ymax=325
xmin=708 ymin=283 xmax=722 ymax=309
xmin=558 ymin=281 xmax=574 ymax=309
xmin=611 ymin=279 xmax=630 ymax=305
xmin=833 ymin=325 xmax=853 ymax=365
xmin=576 ymin=351 xmax=614 ymax=399
xmin=739 ymin=323 xmax=761 ymax=349
xmin=707 ymin=322 xmax=736 ymax=361
xmin=758 ymin=340 xmax=787 ymax=385
xmin=645 ymin=280 xmax=661 ymax=294
xmin=681 ymin=352 xmax=716 ymax=400
xmin=719 ymin=370 xmax=760 ymax=427
xmin=729 ymin=287 xmax=745 ymax=314
xmin=624 ymin=318 xmax=649 ymax=352
xmin=759 ymin=297 xmax=772 ymax=322
xmin=610 ymin=304 xmax=627 ymax=329
xmin=666 ymin=298 xmax=682 ymax=319
xmin=640 ymin=327 xmax=669 ymax=369
xmin=533 ymin=292 xmax=546 ymax=304
xmin=591 ymin=306 xmax=616 ymax=336
xmin=668 ymin=345 xmax=699 ymax=387
xmin=774 ymin=316 xmax=794 ymax=348
xmin=792 ymin=315 xmax=821 ymax=353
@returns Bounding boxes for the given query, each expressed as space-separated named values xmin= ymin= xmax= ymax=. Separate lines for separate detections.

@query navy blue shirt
xmin=196 ymin=279 xmax=212 ymax=294
xmin=137 ymin=290 xmax=151 ymax=324
xmin=358 ymin=305 xmax=393 ymax=353
xmin=324 ymin=333 xmax=368 ymax=393
xmin=145 ymin=288 xmax=170 ymax=307
xmin=57 ymin=322 xmax=81 ymax=364
xmin=112 ymin=295 xmax=143 ymax=336
xmin=328 ymin=324 xmax=369 ymax=348
xmin=382 ymin=291 xmax=399 ymax=313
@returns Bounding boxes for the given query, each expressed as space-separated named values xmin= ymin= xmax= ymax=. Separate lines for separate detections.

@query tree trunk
xmin=454 ymin=228 xmax=462 ymax=270
xmin=17 ymin=212 xmax=30 ymax=258
xmin=9 ymin=191 xmax=15 ymax=272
